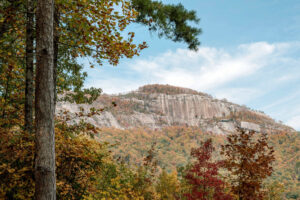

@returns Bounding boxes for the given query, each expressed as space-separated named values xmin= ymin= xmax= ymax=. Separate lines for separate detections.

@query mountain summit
xmin=57 ymin=84 xmax=294 ymax=134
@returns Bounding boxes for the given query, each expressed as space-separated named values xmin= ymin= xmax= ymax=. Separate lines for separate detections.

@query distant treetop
xmin=137 ymin=84 xmax=204 ymax=95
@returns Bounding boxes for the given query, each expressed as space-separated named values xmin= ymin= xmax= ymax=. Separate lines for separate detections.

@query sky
xmin=82 ymin=0 xmax=300 ymax=130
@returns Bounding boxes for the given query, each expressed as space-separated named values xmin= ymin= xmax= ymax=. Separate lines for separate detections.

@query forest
xmin=0 ymin=0 xmax=299 ymax=199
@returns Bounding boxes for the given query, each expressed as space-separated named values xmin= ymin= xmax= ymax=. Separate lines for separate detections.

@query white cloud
xmin=286 ymin=115 xmax=300 ymax=131
xmin=262 ymin=91 xmax=300 ymax=111
xmin=277 ymin=74 xmax=297 ymax=82
xmin=86 ymin=42 xmax=299 ymax=95
xmin=85 ymin=78 xmax=144 ymax=95
xmin=126 ymin=42 xmax=292 ymax=92
xmin=213 ymin=88 xmax=262 ymax=104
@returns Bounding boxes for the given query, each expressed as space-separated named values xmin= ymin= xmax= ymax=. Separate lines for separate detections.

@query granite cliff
xmin=56 ymin=84 xmax=294 ymax=134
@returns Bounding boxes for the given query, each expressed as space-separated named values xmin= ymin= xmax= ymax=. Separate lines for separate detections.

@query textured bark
xmin=35 ymin=0 xmax=56 ymax=199
xmin=53 ymin=5 xmax=60 ymax=109
xmin=25 ymin=0 xmax=34 ymax=132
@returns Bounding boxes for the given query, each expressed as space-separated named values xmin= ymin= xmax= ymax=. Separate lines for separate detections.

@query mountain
xmin=56 ymin=84 xmax=299 ymax=199
xmin=57 ymin=84 xmax=294 ymax=134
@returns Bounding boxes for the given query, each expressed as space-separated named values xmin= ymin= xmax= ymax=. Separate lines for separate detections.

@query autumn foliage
xmin=0 ymin=120 xmax=105 ymax=199
xmin=184 ymin=139 xmax=232 ymax=200
xmin=0 ymin=119 xmax=293 ymax=199
xmin=221 ymin=128 xmax=275 ymax=200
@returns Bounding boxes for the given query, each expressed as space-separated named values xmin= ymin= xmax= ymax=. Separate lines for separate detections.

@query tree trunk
xmin=53 ymin=5 xmax=60 ymax=108
xmin=25 ymin=0 xmax=34 ymax=132
xmin=35 ymin=0 xmax=56 ymax=199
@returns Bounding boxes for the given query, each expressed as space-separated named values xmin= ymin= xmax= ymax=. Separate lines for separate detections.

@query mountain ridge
xmin=57 ymin=84 xmax=294 ymax=134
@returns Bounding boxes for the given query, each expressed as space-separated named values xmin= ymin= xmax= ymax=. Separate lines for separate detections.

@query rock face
xmin=56 ymin=84 xmax=294 ymax=134
xmin=240 ymin=121 xmax=260 ymax=132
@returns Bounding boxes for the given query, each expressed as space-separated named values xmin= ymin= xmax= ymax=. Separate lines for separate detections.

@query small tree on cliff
xmin=221 ymin=128 xmax=275 ymax=200
xmin=184 ymin=139 xmax=232 ymax=200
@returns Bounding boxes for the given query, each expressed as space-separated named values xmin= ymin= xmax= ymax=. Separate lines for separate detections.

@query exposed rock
xmin=240 ymin=121 xmax=260 ymax=132
xmin=56 ymin=84 xmax=294 ymax=134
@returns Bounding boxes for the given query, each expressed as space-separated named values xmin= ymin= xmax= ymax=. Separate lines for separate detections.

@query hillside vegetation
xmin=96 ymin=126 xmax=300 ymax=199
xmin=137 ymin=84 xmax=205 ymax=95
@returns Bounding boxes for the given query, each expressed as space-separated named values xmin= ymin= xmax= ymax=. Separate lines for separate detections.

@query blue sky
xmin=82 ymin=0 xmax=300 ymax=130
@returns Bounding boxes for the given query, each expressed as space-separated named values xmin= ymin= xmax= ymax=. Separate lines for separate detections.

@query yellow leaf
xmin=7 ymin=168 xmax=15 ymax=173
